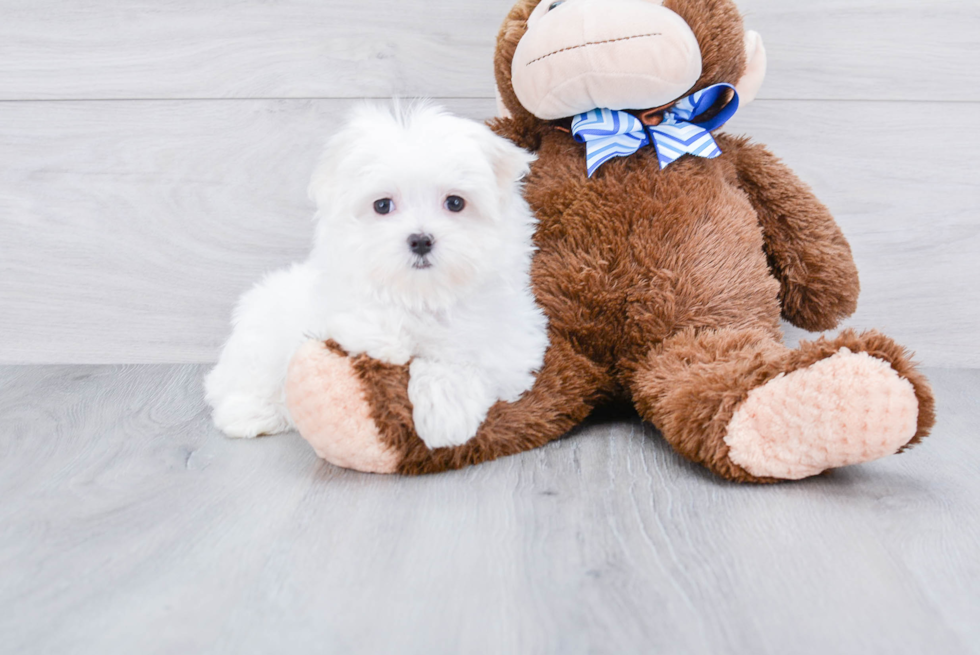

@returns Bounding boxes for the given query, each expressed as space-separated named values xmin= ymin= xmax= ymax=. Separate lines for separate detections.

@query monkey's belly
xmin=530 ymin=181 xmax=781 ymax=365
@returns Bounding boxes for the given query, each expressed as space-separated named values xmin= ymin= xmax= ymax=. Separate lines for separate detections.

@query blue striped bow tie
xmin=571 ymin=83 xmax=740 ymax=177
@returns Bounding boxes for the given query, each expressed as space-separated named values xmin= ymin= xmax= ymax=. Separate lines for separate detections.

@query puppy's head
xmin=309 ymin=101 xmax=536 ymax=310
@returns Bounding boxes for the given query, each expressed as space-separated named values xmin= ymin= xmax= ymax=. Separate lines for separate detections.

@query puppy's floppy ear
xmin=735 ymin=31 xmax=767 ymax=104
xmin=308 ymin=114 xmax=366 ymax=212
xmin=479 ymin=126 xmax=536 ymax=196
xmin=308 ymin=143 xmax=343 ymax=211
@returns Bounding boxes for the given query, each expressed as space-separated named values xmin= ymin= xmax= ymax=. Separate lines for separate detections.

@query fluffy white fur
xmin=205 ymin=102 xmax=549 ymax=449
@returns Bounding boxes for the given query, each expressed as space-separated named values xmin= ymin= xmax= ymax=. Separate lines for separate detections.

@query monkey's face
xmin=512 ymin=0 xmax=701 ymax=119
xmin=503 ymin=0 xmax=766 ymax=121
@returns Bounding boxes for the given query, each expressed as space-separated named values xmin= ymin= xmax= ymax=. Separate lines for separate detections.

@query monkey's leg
xmin=627 ymin=327 xmax=935 ymax=482
xmin=286 ymin=336 xmax=610 ymax=475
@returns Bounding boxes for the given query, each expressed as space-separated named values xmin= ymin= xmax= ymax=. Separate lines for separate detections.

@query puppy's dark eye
xmin=548 ymin=0 xmax=565 ymax=10
xmin=445 ymin=196 xmax=466 ymax=213
xmin=373 ymin=198 xmax=394 ymax=215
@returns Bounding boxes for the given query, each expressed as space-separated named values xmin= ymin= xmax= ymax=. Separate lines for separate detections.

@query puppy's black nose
xmin=407 ymin=233 xmax=434 ymax=257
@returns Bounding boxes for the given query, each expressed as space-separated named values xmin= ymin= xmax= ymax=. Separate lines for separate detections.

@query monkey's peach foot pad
xmin=724 ymin=348 xmax=919 ymax=480
xmin=287 ymin=341 xmax=399 ymax=474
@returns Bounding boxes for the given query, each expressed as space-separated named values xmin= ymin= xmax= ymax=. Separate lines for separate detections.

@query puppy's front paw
xmin=365 ymin=342 xmax=413 ymax=367
xmin=408 ymin=360 xmax=495 ymax=450
xmin=210 ymin=396 xmax=291 ymax=439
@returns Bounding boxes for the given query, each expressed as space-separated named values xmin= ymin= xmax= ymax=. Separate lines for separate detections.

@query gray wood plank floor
xmin=1 ymin=365 xmax=978 ymax=655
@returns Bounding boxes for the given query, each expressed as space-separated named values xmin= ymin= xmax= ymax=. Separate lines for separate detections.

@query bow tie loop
xmin=571 ymin=83 xmax=739 ymax=177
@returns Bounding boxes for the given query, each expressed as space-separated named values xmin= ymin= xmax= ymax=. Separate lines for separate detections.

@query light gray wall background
xmin=1 ymin=0 xmax=977 ymax=366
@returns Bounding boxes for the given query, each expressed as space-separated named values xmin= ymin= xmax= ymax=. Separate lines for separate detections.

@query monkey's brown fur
xmin=296 ymin=0 xmax=934 ymax=480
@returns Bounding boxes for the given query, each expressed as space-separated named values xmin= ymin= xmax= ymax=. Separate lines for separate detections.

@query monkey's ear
xmin=735 ymin=31 xmax=767 ymax=104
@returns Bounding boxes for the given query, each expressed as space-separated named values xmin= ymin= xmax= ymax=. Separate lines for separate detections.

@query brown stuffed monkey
xmin=285 ymin=0 xmax=935 ymax=481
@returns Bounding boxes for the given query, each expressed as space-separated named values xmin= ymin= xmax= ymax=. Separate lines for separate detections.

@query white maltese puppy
xmin=205 ymin=102 xmax=549 ymax=449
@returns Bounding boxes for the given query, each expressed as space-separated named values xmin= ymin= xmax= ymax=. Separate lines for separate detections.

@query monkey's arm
xmin=724 ymin=135 xmax=860 ymax=332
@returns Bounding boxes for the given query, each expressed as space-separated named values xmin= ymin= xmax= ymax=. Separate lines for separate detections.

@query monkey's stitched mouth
xmin=526 ymin=33 xmax=662 ymax=66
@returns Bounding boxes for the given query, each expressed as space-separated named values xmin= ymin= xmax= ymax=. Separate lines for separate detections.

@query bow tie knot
xmin=571 ymin=83 xmax=740 ymax=177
